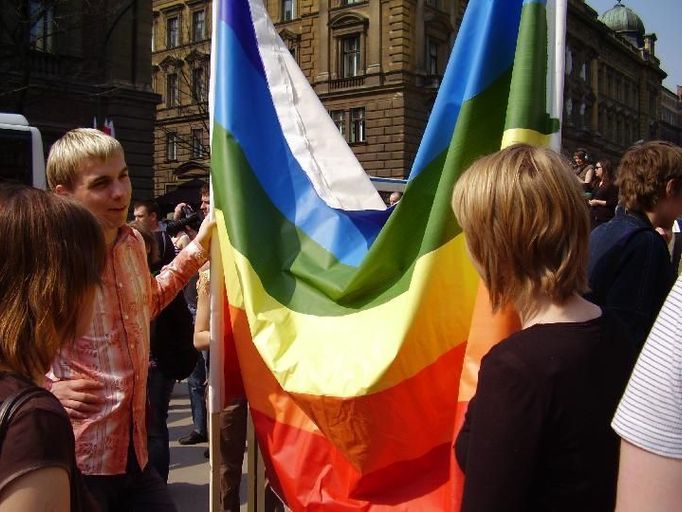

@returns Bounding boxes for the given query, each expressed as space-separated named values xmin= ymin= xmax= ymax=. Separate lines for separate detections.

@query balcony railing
xmin=330 ymin=75 xmax=365 ymax=90
xmin=28 ymin=51 xmax=80 ymax=77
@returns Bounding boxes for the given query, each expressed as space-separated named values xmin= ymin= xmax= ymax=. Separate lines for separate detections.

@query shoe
xmin=203 ymin=448 xmax=209 ymax=459
xmin=178 ymin=430 xmax=208 ymax=445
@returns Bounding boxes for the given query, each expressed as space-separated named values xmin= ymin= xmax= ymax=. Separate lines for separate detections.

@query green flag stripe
xmin=504 ymin=2 xmax=559 ymax=135
xmin=212 ymin=68 xmax=513 ymax=316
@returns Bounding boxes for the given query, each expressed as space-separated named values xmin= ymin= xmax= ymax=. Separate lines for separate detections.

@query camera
xmin=166 ymin=212 xmax=203 ymax=237
xmin=166 ymin=203 xmax=203 ymax=237
xmin=180 ymin=204 xmax=194 ymax=217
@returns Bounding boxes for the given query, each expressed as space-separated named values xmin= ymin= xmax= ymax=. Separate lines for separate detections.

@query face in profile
xmin=200 ymin=193 xmax=210 ymax=216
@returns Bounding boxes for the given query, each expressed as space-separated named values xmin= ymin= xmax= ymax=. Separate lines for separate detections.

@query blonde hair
xmin=46 ymin=128 xmax=123 ymax=190
xmin=451 ymin=144 xmax=590 ymax=315
xmin=0 ymin=184 xmax=106 ymax=379
xmin=616 ymin=141 xmax=682 ymax=212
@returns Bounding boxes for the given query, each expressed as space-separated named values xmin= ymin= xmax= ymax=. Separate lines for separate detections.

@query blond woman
xmin=452 ymin=145 xmax=634 ymax=511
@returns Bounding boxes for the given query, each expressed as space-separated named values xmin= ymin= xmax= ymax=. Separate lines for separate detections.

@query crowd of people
xmin=0 ymin=127 xmax=681 ymax=511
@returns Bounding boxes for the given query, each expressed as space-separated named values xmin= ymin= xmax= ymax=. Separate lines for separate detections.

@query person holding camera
xmin=173 ymin=183 xmax=211 ymax=447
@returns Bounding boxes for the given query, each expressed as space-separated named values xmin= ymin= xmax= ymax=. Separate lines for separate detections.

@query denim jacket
xmin=587 ymin=209 xmax=676 ymax=354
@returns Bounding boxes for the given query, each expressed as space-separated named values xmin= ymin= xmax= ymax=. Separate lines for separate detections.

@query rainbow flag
xmin=209 ymin=0 xmax=565 ymax=509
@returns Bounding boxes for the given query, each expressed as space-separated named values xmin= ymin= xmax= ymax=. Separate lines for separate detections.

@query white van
xmin=0 ymin=114 xmax=46 ymax=189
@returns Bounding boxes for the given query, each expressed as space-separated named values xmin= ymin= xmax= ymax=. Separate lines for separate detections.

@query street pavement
xmin=167 ymin=382 xmax=248 ymax=511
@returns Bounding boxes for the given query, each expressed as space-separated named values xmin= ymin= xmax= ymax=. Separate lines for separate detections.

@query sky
xmin=585 ymin=0 xmax=681 ymax=92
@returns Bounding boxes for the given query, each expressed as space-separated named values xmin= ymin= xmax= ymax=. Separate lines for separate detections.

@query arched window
xmin=329 ymin=13 xmax=368 ymax=82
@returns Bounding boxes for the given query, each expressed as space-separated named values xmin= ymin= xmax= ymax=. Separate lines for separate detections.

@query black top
xmin=587 ymin=210 xmax=676 ymax=353
xmin=455 ymin=313 xmax=634 ymax=512
xmin=0 ymin=373 xmax=98 ymax=511
xmin=590 ymin=183 xmax=618 ymax=228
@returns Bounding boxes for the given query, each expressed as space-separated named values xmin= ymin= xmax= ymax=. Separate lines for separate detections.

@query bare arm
xmin=193 ymin=272 xmax=210 ymax=351
xmin=0 ymin=467 xmax=69 ymax=512
xmin=615 ymin=440 xmax=682 ymax=512
xmin=149 ymin=218 xmax=214 ymax=318
xmin=174 ymin=233 xmax=190 ymax=251
xmin=583 ymin=166 xmax=594 ymax=185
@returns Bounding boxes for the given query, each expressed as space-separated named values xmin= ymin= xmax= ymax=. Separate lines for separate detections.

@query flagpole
xmin=207 ymin=1 xmax=223 ymax=511
xmin=551 ymin=0 xmax=568 ymax=152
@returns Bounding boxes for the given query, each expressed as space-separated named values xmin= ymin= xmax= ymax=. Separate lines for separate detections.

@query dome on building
xmin=598 ymin=2 xmax=645 ymax=48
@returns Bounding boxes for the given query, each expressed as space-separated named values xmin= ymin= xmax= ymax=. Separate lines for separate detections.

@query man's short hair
xmin=133 ymin=199 xmax=160 ymax=219
xmin=451 ymin=144 xmax=589 ymax=315
xmin=200 ymin=181 xmax=209 ymax=198
xmin=574 ymin=148 xmax=588 ymax=159
xmin=616 ymin=140 xmax=682 ymax=212
xmin=46 ymin=128 xmax=123 ymax=190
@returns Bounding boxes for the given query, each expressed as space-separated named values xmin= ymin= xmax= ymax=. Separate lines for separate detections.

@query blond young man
xmin=46 ymin=128 xmax=213 ymax=511
xmin=452 ymin=144 xmax=633 ymax=510
xmin=587 ymin=141 xmax=682 ymax=353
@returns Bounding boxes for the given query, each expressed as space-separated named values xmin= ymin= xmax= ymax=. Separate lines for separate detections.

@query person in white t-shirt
xmin=612 ymin=275 xmax=682 ymax=511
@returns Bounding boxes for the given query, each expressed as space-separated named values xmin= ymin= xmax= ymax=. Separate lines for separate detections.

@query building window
xmin=341 ymin=35 xmax=361 ymax=78
xmin=580 ymin=61 xmax=588 ymax=82
xmin=166 ymin=133 xmax=178 ymax=161
xmin=427 ymin=38 xmax=439 ymax=76
xmin=330 ymin=110 xmax=345 ymax=137
xmin=166 ymin=73 xmax=179 ymax=107
xmin=282 ymin=0 xmax=295 ymax=21
xmin=167 ymin=16 xmax=179 ymax=48
xmin=192 ymin=67 xmax=206 ymax=102
xmin=191 ymin=10 xmax=206 ymax=42
xmin=191 ymin=129 xmax=205 ymax=158
xmin=281 ymin=30 xmax=301 ymax=63
xmin=350 ymin=107 xmax=365 ymax=143
xmin=29 ymin=0 xmax=55 ymax=53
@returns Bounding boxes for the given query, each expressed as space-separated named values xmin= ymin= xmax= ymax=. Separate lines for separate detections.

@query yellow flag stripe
xmin=215 ymin=210 xmax=478 ymax=398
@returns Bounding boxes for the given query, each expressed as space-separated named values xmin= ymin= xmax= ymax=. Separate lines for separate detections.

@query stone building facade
xmin=0 ymin=0 xmax=159 ymax=198
xmin=151 ymin=0 xmax=467 ymax=194
xmin=563 ymin=0 xmax=667 ymax=162
xmin=152 ymin=0 xmax=676 ymax=194
xmin=151 ymin=0 xmax=212 ymax=197
xmin=270 ymin=0 xmax=467 ymax=178
xmin=660 ymin=86 xmax=682 ymax=146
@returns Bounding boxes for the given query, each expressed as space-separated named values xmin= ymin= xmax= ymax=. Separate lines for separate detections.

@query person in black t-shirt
xmin=451 ymin=145 xmax=634 ymax=511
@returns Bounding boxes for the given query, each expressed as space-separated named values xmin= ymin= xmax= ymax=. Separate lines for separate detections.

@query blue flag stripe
xmin=410 ymin=0 xmax=524 ymax=178
xmin=214 ymin=18 xmax=386 ymax=266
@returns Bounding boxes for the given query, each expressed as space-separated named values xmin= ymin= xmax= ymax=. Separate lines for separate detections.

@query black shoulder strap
xmin=0 ymin=386 xmax=54 ymax=445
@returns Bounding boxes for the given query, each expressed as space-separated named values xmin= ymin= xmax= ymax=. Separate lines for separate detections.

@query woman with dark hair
xmin=0 ymin=184 xmax=105 ymax=511
xmin=588 ymin=159 xmax=619 ymax=229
